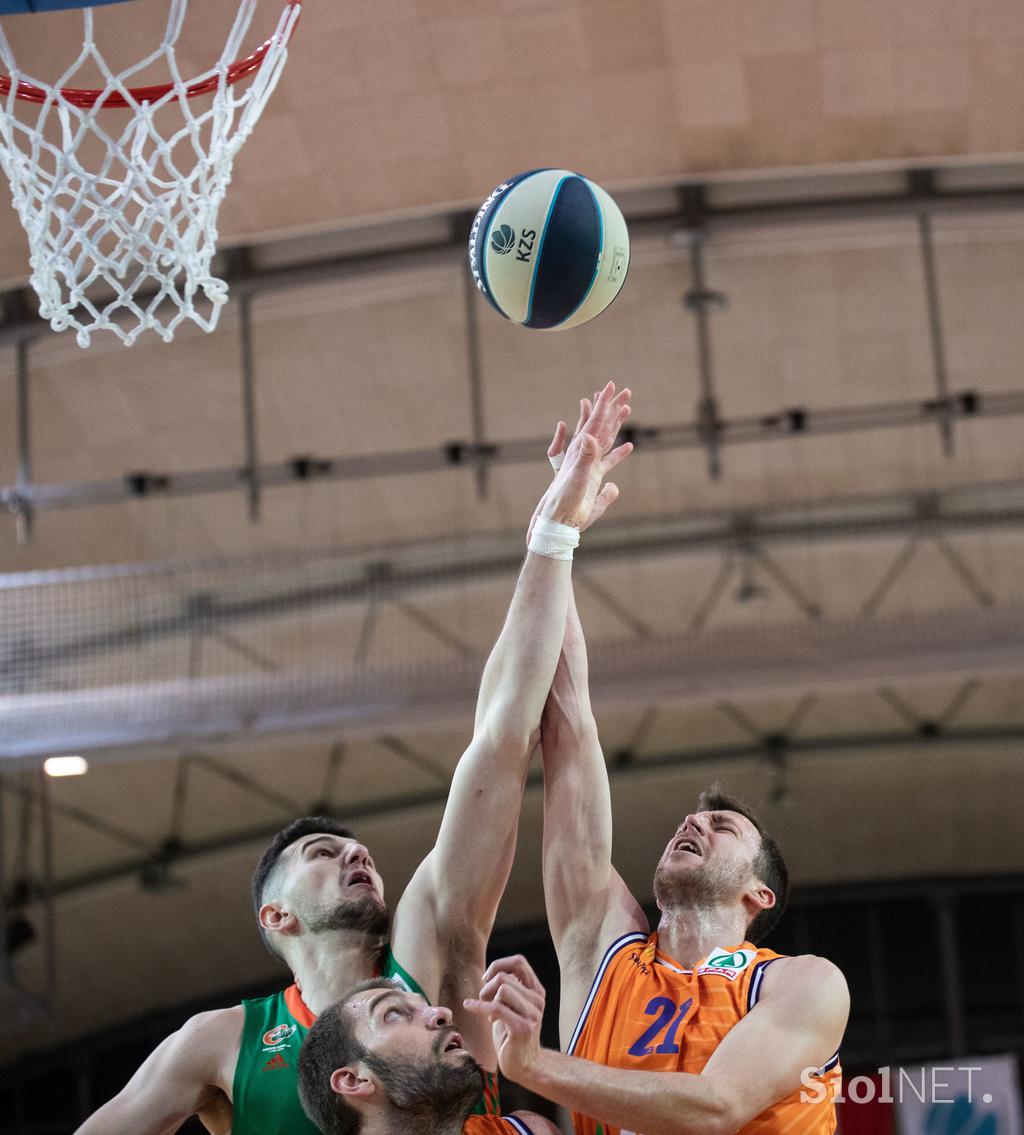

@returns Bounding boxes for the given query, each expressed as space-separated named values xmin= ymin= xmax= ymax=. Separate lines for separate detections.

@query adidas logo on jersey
xmin=263 ymin=1054 xmax=290 ymax=1071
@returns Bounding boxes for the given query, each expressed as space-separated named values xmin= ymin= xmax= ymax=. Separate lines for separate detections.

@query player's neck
xmin=288 ymin=930 xmax=385 ymax=1015
xmin=655 ymin=902 xmax=750 ymax=969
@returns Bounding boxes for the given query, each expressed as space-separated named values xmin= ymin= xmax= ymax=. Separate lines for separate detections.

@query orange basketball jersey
xmin=465 ymin=1116 xmax=541 ymax=1135
xmin=568 ymin=932 xmax=841 ymax=1135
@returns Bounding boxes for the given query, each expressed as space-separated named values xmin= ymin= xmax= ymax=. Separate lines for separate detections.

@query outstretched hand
xmin=463 ymin=955 xmax=547 ymax=1085
xmin=532 ymin=381 xmax=632 ymax=538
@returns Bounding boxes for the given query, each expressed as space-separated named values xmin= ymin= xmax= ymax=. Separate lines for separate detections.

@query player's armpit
xmin=73 ymin=1006 xmax=243 ymax=1135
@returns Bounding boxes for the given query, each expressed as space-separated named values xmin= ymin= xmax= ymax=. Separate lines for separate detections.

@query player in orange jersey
xmin=297 ymin=976 xmax=559 ymax=1135
xmin=464 ymin=412 xmax=850 ymax=1135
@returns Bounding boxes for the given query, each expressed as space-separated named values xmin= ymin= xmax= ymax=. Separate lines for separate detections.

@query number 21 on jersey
xmin=627 ymin=996 xmax=693 ymax=1057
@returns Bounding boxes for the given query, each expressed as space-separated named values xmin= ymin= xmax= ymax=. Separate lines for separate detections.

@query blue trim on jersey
xmin=567 ymin=931 xmax=649 ymax=1055
xmin=503 ymin=1117 xmax=536 ymax=1135
xmin=817 ymin=1051 xmax=841 ymax=1075
xmin=746 ymin=957 xmax=778 ymax=1012
xmin=554 ymin=176 xmax=603 ymax=328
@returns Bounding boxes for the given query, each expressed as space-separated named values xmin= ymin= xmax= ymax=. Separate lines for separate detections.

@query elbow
xmin=698 ymin=1085 xmax=744 ymax=1135
xmin=477 ymin=715 xmax=540 ymax=765
xmin=492 ymin=724 xmax=540 ymax=764
xmin=539 ymin=719 xmax=599 ymax=758
xmin=640 ymin=1082 xmax=739 ymax=1135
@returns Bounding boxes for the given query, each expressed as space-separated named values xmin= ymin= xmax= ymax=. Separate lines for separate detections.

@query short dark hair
xmin=251 ymin=816 xmax=355 ymax=960
xmin=697 ymin=786 xmax=789 ymax=943
xmin=298 ymin=978 xmax=399 ymax=1135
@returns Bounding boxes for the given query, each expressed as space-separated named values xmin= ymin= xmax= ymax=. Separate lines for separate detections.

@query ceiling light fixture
xmin=43 ymin=755 xmax=88 ymax=777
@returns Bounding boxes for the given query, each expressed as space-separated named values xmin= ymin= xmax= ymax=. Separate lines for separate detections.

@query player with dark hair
xmin=462 ymin=417 xmax=848 ymax=1135
xmin=73 ymin=383 xmax=633 ymax=1135
xmin=297 ymin=977 xmax=558 ymax=1135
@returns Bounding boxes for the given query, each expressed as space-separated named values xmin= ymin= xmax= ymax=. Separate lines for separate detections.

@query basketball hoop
xmin=0 ymin=0 xmax=302 ymax=346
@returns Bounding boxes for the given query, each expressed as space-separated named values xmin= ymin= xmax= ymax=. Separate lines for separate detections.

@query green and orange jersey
xmin=231 ymin=947 xmax=500 ymax=1135
xmin=568 ymin=932 xmax=841 ymax=1135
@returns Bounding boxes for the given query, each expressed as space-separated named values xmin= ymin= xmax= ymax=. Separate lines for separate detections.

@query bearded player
xmin=462 ymin=418 xmax=849 ymax=1135
xmin=298 ymin=977 xmax=560 ymax=1135
xmin=73 ymin=382 xmax=633 ymax=1135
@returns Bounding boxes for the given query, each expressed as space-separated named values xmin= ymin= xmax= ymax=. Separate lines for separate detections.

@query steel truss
xmin=0 ymin=769 xmax=55 ymax=1025
xmin=3 ymin=725 xmax=1023 ymax=904
xmin=3 ymin=161 xmax=1024 ymax=536
xmin=3 ymin=599 xmax=1024 ymax=760
xmin=2 ymin=472 xmax=1023 ymax=759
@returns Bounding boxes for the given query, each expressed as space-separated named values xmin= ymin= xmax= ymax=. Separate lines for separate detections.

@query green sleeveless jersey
xmin=231 ymin=949 xmax=500 ymax=1135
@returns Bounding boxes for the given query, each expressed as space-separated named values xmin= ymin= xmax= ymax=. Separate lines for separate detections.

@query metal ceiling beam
xmin=684 ymin=230 xmax=726 ymax=479
xmin=462 ymin=261 xmax=490 ymax=500
xmin=1 ymin=478 xmax=1023 ymax=689
xmin=917 ymin=208 xmax=955 ymax=456
xmin=4 ymin=603 xmax=1024 ymax=760
xmin=12 ymin=722 xmax=1024 ymax=901
xmin=2 ymin=387 xmax=1022 ymax=517
xmin=2 ymin=162 xmax=1022 ymax=522
xmin=1 ymin=163 xmax=1023 ymax=349
xmin=238 ymin=291 xmax=261 ymax=524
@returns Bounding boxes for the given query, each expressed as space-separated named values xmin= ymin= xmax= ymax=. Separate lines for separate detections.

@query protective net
xmin=3 ymin=534 xmax=1024 ymax=762
xmin=0 ymin=0 xmax=300 ymax=347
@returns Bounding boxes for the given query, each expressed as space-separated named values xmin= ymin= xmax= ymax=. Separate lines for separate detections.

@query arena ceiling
xmin=1 ymin=0 xmax=1024 ymax=1067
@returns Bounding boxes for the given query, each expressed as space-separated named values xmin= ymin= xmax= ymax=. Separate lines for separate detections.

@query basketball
xmin=468 ymin=169 xmax=630 ymax=331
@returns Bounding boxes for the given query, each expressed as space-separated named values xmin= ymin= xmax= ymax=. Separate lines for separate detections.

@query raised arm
xmin=392 ymin=384 xmax=632 ymax=1002
xmin=541 ymin=590 xmax=647 ymax=1043
xmin=73 ymin=1006 xmax=241 ymax=1135
xmin=469 ymin=954 xmax=849 ymax=1135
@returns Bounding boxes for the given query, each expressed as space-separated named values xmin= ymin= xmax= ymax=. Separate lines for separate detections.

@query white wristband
xmin=529 ymin=516 xmax=580 ymax=561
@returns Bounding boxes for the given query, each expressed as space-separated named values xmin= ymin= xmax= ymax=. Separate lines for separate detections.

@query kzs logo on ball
xmin=262 ymin=1023 xmax=297 ymax=1050
xmin=490 ymin=224 xmax=515 ymax=255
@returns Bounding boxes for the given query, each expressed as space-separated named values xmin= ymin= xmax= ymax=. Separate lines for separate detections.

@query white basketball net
xmin=0 ymin=0 xmax=300 ymax=347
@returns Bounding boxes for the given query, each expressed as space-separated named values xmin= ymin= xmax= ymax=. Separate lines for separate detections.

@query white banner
xmin=896 ymin=1055 xmax=1021 ymax=1135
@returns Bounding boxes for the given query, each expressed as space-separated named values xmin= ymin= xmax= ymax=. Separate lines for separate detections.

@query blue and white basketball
xmin=468 ymin=169 xmax=629 ymax=331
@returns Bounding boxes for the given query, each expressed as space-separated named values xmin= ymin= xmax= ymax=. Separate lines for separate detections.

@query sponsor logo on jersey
xmin=262 ymin=1053 xmax=290 ymax=1071
xmin=262 ymin=1022 xmax=298 ymax=1050
xmin=697 ymin=947 xmax=756 ymax=980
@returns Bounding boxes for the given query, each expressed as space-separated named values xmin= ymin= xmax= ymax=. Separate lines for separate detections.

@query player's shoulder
xmin=168 ymin=1004 xmax=245 ymax=1086
xmin=183 ymin=1003 xmax=246 ymax=1033
xmin=507 ymin=1110 xmax=561 ymax=1135
xmin=174 ymin=1005 xmax=245 ymax=1058
xmin=760 ymin=952 xmax=849 ymax=1001
xmin=472 ymin=1112 xmax=559 ymax=1135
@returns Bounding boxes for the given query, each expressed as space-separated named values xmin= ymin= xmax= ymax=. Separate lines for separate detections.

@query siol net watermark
xmin=801 ymin=1065 xmax=996 ymax=1106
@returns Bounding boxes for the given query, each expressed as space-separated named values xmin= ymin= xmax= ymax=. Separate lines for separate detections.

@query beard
xmin=653 ymin=853 xmax=754 ymax=913
xmin=303 ymin=893 xmax=392 ymax=940
xmin=363 ymin=1046 xmax=484 ymax=1125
